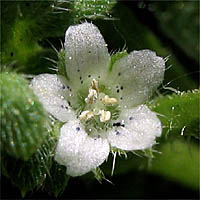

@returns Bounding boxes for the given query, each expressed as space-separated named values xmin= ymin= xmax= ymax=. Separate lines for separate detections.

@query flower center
xmin=79 ymin=79 xmax=118 ymax=123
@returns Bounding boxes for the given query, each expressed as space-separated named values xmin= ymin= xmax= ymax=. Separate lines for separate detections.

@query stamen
xmin=91 ymin=79 xmax=99 ymax=93
xmin=102 ymin=95 xmax=118 ymax=105
xmin=79 ymin=79 xmax=118 ymax=124
xmin=85 ymin=88 xmax=98 ymax=104
xmin=99 ymin=110 xmax=111 ymax=122
xmin=79 ymin=110 xmax=94 ymax=121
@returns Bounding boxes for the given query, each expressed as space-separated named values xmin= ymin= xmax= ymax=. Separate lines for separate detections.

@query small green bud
xmin=0 ymin=72 xmax=48 ymax=160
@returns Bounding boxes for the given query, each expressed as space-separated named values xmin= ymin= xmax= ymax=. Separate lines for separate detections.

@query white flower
xmin=30 ymin=22 xmax=165 ymax=177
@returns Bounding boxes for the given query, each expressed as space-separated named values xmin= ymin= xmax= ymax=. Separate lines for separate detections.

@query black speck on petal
xmin=129 ymin=116 xmax=133 ymax=120
xmin=76 ymin=127 xmax=80 ymax=131
xmin=115 ymin=130 xmax=120 ymax=135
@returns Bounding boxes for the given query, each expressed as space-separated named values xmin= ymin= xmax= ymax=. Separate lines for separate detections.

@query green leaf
xmin=1 ymin=120 xmax=61 ymax=197
xmin=149 ymin=139 xmax=199 ymax=190
xmin=44 ymin=161 xmax=70 ymax=197
xmin=149 ymin=90 xmax=199 ymax=140
xmin=71 ymin=0 xmax=116 ymax=22
xmin=1 ymin=137 xmax=53 ymax=197
xmin=0 ymin=72 xmax=48 ymax=160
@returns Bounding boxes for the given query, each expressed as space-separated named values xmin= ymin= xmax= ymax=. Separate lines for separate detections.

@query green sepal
xmin=0 ymin=72 xmax=48 ymax=160
xmin=43 ymin=161 xmax=70 ymax=197
xmin=57 ymin=48 xmax=70 ymax=81
xmin=92 ymin=167 xmax=106 ymax=183
xmin=149 ymin=89 xmax=200 ymax=140
xmin=109 ymin=50 xmax=128 ymax=72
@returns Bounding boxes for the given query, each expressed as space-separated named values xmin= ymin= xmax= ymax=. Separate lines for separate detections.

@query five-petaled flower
xmin=30 ymin=22 xmax=165 ymax=177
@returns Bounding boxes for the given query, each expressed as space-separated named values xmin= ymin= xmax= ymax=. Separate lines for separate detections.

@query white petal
xmin=107 ymin=105 xmax=162 ymax=151
xmin=64 ymin=22 xmax=110 ymax=90
xmin=30 ymin=74 xmax=75 ymax=122
xmin=108 ymin=50 xmax=165 ymax=108
xmin=55 ymin=120 xmax=110 ymax=177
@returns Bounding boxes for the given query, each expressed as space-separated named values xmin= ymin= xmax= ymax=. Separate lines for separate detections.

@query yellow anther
xmin=79 ymin=110 xmax=94 ymax=121
xmin=80 ymin=79 xmax=117 ymax=123
xmin=91 ymin=79 xmax=99 ymax=93
xmin=99 ymin=110 xmax=111 ymax=122
xmin=85 ymin=88 xmax=98 ymax=104
xmin=102 ymin=95 xmax=118 ymax=105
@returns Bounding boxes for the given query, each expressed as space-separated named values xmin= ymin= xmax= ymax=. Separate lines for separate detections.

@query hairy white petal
xmin=30 ymin=74 xmax=75 ymax=122
xmin=64 ymin=22 xmax=110 ymax=89
xmin=108 ymin=50 xmax=165 ymax=108
xmin=107 ymin=105 xmax=162 ymax=151
xmin=55 ymin=120 xmax=110 ymax=177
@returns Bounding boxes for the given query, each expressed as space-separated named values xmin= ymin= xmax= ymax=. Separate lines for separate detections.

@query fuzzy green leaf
xmin=44 ymin=161 xmax=70 ymax=197
xmin=1 ymin=121 xmax=61 ymax=197
xmin=0 ymin=72 xmax=48 ymax=160
xmin=1 ymin=135 xmax=54 ymax=197
xmin=149 ymin=90 xmax=199 ymax=140
xmin=71 ymin=0 xmax=116 ymax=22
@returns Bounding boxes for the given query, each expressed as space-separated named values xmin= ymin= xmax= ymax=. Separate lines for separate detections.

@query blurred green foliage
xmin=152 ymin=1 xmax=199 ymax=63
xmin=1 ymin=0 xmax=199 ymax=198
xmin=150 ymin=139 xmax=199 ymax=190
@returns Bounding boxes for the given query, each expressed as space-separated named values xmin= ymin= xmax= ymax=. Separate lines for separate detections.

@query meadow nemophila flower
xmin=30 ymin=22 xmax=165 ymax=177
